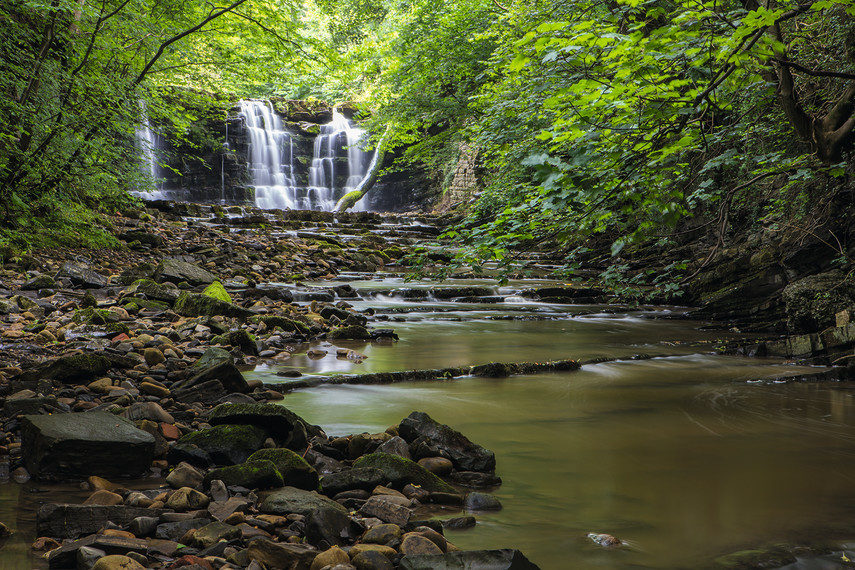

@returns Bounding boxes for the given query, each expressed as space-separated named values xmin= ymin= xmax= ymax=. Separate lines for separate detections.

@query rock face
xmin=782 ymin=270 xmax=855 ymax=332
xmin=399 ymin=411 xmax=496 ymax=473
xmin=21 ymin=412 xmax=155 ymax=480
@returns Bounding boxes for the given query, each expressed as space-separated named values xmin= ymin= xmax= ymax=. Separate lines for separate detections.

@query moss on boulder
xmin=328 ymin=325 xmax=372 ymax=340
xmin=247 ymin=448 xmax=319 ymax=490
xmin=352 ymin=453 xmax=457 ymax=494
xmin=203 ymin=460 xmax=284 ymax=490
xmin=177 ymin=424 xmax=269 ymax=465
xmin=173 ymin=291 xmax=253 ymax=319
xmin=202 ymin=280 xmax=232 ymax=303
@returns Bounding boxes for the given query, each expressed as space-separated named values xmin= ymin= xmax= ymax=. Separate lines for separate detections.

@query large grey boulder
xmin=55 ymin=262 xmax=108 ymax=289
xmin=400 ymin=549 xmax=541 ymax=569
xmin=22 ymin=412 xmax=155 ymax=480
xmin=155 ymin=258 xmax=217 ymax=286
xmin=399 ymin=411 xmax=496 ymax=473
xmin=173 ymin=291 xmax=254 ymax=319
xmin=19 ymin=353 xmax=111 ymax=384
xmin=259 ymin=486 xmax=347 ymax=517
xmin=170 ymin=350 xmax=249 ymax=404
xmin=174 ymin=424 xmax=268 ymax=465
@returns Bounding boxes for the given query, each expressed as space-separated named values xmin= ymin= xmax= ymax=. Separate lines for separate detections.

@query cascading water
xmin=239 ymin=100 xmax=302 ymax=209
xmin=239 ymin=100 xmax=374 ymax=211
xmin=308 ymin=109 xmax=372 ymax=210
xmin=132 ymin=101 xmax=167 ymax=198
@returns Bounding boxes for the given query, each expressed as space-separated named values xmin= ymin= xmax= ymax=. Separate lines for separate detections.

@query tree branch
xmin=133 ymin=0 xmax=249 ymax=85
xmin=774 ymin=59 xmax=855 ymax=81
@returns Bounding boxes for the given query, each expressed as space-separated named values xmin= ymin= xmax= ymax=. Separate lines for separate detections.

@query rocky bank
xmin=0 ymin=203 xmax=553 ymax=570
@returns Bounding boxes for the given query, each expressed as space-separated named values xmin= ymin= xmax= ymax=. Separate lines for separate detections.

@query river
xmin=247 ymin=276 xmax=855 ymax=569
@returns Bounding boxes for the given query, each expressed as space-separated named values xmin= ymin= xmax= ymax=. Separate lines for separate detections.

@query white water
xmin=239 ymin=100 xmax=302 ymax=210
xmin=132 ymin=100 xmax=169 ymax=199
xmin=239 ymin=101 xmax=373 ymax=211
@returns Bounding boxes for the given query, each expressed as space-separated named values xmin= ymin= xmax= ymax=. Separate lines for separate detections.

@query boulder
xmin=37 ymin=504 xmax=166 ymax=538
xmin=56 ymin=262 xmax=108 ymax=289
xmin=305 ymin=505 xmax=357 ymax=546
xmin=22 ymin=412 xmax=155 ymax=480
xmin=207 ymin=403 xmax=325 ymax=441
xmin=155 ymin=518 xmax=211 ymax=541
xmin=353 ymin=550 xmax=396 ymax=570
xmin=351 ymin=453 xmax=457 ymax=494
xmin=310 ymin=545 xmax=350 ymax=570
xmin=320 ymin=467 xmax=387 ymax=495
xmin=259 ymin=486 xmax=347 ymax=517
xmin=91 ymin=555 xmax=146 ymax=570
xmin=173 ymin=291 xmax=253 ymax=319
xmin=175 ymin=424 xmax=269 ymax=465
xmin=399 ymin=411 xmax=495 ymax=472
xmin=464 ymin=492 xmax=503 ymax=511
xmin=359 ymin=495 xmax=412 ymax=526
xmin=166 ymin=487 xmax=210 ymax=511
xmin=246 ymin=448 xmax=319 ymax=490
xmin=171 ymin=359 xmax=250 ymax=404
xmin=121 ymin=279 xmax=180 ymax=302
xmin=328 ymin=325 xmax=372 ymax=340
xmin=166 ymin=461 xmax=205 ymax=489
xmin=399 ymin=549 xmax=541 ymax=570
xmin=155 ymin=259 xmax=217 ymax=286
xmin=400 ymin=533 xmax=443 ymax=556
xmin=22 ymin=273 xmax=57 ymax=290
xmin=203 ymin=460 xmax=284 ymax=490
xmin=19 ymin=353 xmax=111 ymax=384
xmin=192 ymin=521 xmax=241 ymax=548
xmin=46 ymin=535 xmax=149 ymax=569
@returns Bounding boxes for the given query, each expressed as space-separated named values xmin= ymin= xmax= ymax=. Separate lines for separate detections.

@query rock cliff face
xmin=145 ymin=97 xmax=435 ymax=212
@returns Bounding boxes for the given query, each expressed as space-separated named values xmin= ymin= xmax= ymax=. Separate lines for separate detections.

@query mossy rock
xmin=202 ymin=280 xmax=232 ymax=303
xmin=122 ymin=278 xmax=180 ymax=303
xmin=19 ymin=353 xmax=112 ymax=384
xmin=173 ymin=291 xmax=253 ymax=320
xmin=259 ymin=486 xmax=347 ymax=517
xmin=123 ymin=297 xmax=170 ymax=311
xmin=252 ymin=316 xmax=310 ymax=335
xmin=382 ymin=247 xmax=405 ymax=259
xmin=328 ymin=325 xmax=371 ymax=340
xmin=73 ymin=307 xmax=119 ymax=326
xmin=203 ymin=459 xmax=284 ymax=490
xmin=221 ymin=330 xmax=258 ymax=356
xmin=177 ymin=424 xmax=269 ymax=465
xmin=247 ymin=448 xmax=319 ymax=490
xmin=351 ymin=453 xmax=456 ymax=493
xmin=207 ymin=403 xmax=325 ymax=441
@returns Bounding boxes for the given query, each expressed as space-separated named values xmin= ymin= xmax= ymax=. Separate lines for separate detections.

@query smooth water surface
xmin=245 ymin=283 xmax=855 ymax=569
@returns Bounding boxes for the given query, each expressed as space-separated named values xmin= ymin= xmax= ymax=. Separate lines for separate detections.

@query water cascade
xmin=239 ymin=100 xmax=301 ymax=209
xmin=308 ymin=109 xmax=372 ymax=211
xmin=239 ymin=100 xmax=374 ymax=211
xmin=133 ymin=101 xmax=166 ymax=198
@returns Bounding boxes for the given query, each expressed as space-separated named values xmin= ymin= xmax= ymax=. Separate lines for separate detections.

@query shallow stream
xmin=5 ymin=275 xmax=855 ymax=569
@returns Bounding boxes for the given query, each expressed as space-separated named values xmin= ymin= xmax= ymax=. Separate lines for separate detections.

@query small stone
xmin=400 ymin=532 xmax=443 ymax=555
xmin=463 ymin=492 xmax=503 ymax=511
xmin=417 ymin=457 xmax=453 ymax=475
xmin=166 ymin=487 xmax=210 ymax=511
xmin=166 ymin=462 xmax=204 ymax=489
xmin=32 ymin=536 xmax=61 ymax=551
xmin=588 ymin=532 xmax=622 ymax=547
xmin=83 ymin=490 xmax=123 ymax=506
xmin=144 ymin=347 xmax=166 ymax=366
xmin=310 ymin=545 xmax=350 ymax=570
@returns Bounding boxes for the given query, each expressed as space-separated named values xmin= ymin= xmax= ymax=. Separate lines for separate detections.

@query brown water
xmin=247 ymin=281 xmax=855 ymax=569
xmin=5 ymin=277 xmax=855 ymax=569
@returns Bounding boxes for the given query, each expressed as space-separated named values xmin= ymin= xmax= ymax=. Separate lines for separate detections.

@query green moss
xmin=248 ymin=448 xmax=319 ymax=490
xmin=352 ymin=452 xmax=457 ymax=493
xmin=252 ymin=315 xmax=310 ymax=335
xmin=203 ymin=460 xmax=284 ymax=490
xmin=73 ymin=307 xmax=119 ymax=325
xmin=328 ymin=325 xmax=371 ymax=340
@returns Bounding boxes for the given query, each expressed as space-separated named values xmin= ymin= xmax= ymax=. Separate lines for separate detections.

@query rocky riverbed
xmin=0 ymin=203 xmax=555 ymax=570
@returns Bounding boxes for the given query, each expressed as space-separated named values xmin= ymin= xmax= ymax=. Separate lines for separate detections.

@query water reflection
xmin=274 ymin=356 xmax=855 ymax=569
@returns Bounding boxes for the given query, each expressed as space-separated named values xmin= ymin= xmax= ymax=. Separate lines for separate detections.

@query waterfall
xmin=238 ymin=100 xmax=373 ymax=211
xmin=239 ymin=100 xmax=303 ymax=210
xmin=308 ymin=109 xmax=372 ymax=210
xmin=133 ymin=100 xmax=166 ymax=198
